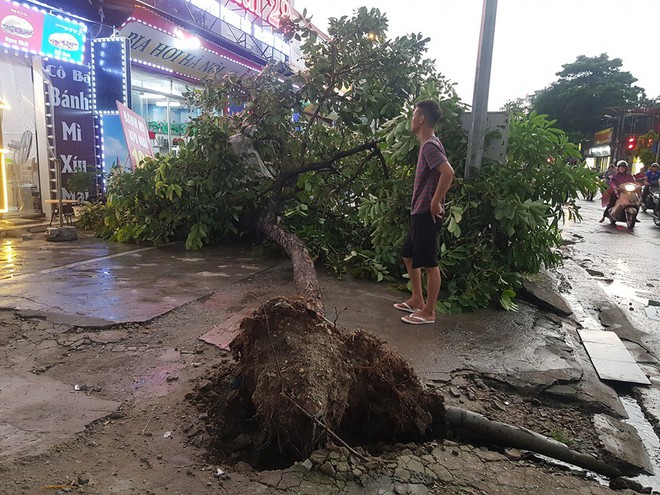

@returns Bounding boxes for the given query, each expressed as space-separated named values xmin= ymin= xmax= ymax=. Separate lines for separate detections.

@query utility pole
xmin=465 ymin=0 xmax=498 ymax=180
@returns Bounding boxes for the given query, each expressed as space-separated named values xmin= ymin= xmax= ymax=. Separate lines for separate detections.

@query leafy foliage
xmin=531 ymin=54 xmax=647 ymax=142
xmin=82 ymin=8 xmax=600 ymax=313
xmin=632 ymin=130 xmax=659 ymax=165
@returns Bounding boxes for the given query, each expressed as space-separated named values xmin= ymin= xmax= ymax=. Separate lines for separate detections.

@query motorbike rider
xmin=600 ymin=160 xmax=636 ymax=222
xmin=642 ymin=162 xmax=660 ymax=205
xmin=603 ymin=163 xmax=616 ymax=185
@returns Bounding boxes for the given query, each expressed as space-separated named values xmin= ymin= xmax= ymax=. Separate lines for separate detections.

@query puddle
xmin=599 ymin=279 xmax=652 ymax=306
xmin=620 ymin=395 xmax=660 ymax=491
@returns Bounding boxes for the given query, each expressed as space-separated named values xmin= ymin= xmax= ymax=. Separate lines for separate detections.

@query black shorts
xmin=401 ymin=212 xmax=441 ymax=268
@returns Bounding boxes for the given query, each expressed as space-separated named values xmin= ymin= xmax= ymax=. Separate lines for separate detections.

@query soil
xmin=192 ymin=297 xmax=445 ymax=469
xmin=0 ymin=266 xmax=641 ymax=494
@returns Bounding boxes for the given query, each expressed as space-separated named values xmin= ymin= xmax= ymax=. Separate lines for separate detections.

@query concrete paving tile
xmin=581 ymin=341 xmax=636 ymax=363
xmin=589 ymin=358 xmax=651 ymax=385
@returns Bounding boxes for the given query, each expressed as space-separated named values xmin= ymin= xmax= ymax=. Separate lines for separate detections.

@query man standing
xmin=394 ymin=100 xmax=455 ymax=325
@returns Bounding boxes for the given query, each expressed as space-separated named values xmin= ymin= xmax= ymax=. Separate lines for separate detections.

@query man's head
xmin=411 ymin=100 xmax=442 ymax=134
xmin=651 ymin=162 xmax=659 ymax=171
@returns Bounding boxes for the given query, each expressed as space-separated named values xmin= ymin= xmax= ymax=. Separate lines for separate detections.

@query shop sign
xmin=228 ymin=0 xmax=290 ymax=29
xmin=116 ymin=101 xmax=153 ymax=170
xmin=187 ymin=0 xmax=290 ymax=29
xmin=91 ymin=38 xmax=131 ymax=113
xmin=119 ymin=8 xmax=262 ymax=81
xmin=594 ymin=127 xmax=613 ymax=145
xmin=0 ymin=0 xmax=86 ymax=63
xmin=46 ymin=61 xmax=96 ymax=200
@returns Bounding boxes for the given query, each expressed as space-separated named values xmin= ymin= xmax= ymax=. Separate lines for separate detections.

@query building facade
xmin=0 ymin=0 xmax=296 ymax=220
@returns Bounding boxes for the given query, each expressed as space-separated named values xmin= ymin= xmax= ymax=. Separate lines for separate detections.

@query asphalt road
xmin=560 ymin=195 xmax=660 ymax=489
xmin=562 ymin=196 xmax=660 ymax=340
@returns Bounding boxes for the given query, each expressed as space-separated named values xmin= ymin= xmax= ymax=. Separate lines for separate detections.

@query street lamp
xmin=0 ymin=99 xmax=10 ymax=214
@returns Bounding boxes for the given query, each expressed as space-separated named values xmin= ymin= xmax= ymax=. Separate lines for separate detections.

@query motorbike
xmin=642 ymin=184 xmax=660 ymax=227
xmin=603 ymin=182 xmax=642 ymax=229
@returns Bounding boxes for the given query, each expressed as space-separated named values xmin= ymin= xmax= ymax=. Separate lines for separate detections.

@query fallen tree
xmin=194 ymin=297 xmax=624 ymax=479
xmin=81 ymin=7 xmax=616 ymax=480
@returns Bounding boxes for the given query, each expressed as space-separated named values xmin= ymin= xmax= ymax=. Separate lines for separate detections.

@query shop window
xmin=0 ymin=53 xmax=39 ymax=217
xmin=132 ymin=91 xmax=200 ymax=155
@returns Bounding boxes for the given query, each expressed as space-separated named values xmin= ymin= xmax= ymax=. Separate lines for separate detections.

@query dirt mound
xmin=193 ymin=296 xmax=446 ymax=468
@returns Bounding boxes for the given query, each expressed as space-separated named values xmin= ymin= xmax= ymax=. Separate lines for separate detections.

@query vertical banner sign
xmin=91 ymin=37 xmax=132 ymax=175
xmin=45 ymin=61 xmax=96 ymax=200
xmin=116 ymin=101 xmax=153 ymax=170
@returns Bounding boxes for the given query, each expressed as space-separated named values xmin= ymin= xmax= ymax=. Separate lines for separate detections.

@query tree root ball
xmin=195 ymin=296 xmax=446 ymax=468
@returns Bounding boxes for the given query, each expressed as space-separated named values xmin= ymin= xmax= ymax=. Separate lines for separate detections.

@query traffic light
xmin=627 ymin=136 xmax=637 ymax=150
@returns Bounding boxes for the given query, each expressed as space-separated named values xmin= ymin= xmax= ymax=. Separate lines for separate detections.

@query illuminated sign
xmin=91 ymin=38 xmax=130 ymax=114
xmin=229 ymin=0 xmax=290 ymax=29
xmin=119 ymin=8 xmax=262 ymax=81
xmin=0 ymin=0 xmax=86 ymax=63
xmin=45 ymin=61 xmax=96 ymax=200
xmin=594 ymin=127 xmax=613 ymax=145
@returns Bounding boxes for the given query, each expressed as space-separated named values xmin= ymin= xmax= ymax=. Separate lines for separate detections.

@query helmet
xmin=616 ymin=160 xmax=629 ymax=170
xmin=651 ymin=162 xmax=659 ymax=169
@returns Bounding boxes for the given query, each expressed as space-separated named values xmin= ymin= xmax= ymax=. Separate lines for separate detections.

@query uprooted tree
xmin=81 ymin=8 xmax=597 ymax=314
xmin=79 ymin=7 xmax=619 ymax=476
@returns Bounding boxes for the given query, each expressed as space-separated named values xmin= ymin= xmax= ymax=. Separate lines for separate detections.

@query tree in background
xmin=531 ymin=54 xmax=646 ymax=142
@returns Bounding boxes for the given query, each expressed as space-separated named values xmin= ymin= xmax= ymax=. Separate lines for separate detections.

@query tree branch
xmin=282 ymin=139 xmax=384 ymax=181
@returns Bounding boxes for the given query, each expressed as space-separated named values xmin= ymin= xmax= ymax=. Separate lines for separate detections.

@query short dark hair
xmin=415 ymin=100 xmax=442 ymax=127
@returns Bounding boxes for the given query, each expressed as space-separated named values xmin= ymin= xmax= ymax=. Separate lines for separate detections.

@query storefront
xmin=97 ymin=1 xmax=288 ymax=172
xmin=0 ymin=0 xmax=90 ymax=219
xmin=589 ymin=127 xmax=614 ymax=172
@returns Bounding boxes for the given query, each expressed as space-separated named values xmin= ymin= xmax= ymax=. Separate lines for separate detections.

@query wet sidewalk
xmin=0 ymin=231 xmax=628 ymax=412
xmin=0 ymin=231 xmax=653 ymax=493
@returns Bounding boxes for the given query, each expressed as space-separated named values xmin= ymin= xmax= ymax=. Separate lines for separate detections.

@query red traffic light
xmin=627 ymin=136 xmax=636 ymax=150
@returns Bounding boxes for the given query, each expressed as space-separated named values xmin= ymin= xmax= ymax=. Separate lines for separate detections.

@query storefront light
xmin=173 ymin=29 xmax=201 ymax=50
xmin=155 ymin=101 xmax=181 ymax=107
xmin=589 ymin=145 xmax=611 ymax=157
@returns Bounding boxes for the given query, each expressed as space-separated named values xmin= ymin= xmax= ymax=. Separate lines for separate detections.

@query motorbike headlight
xmin=623 ymin=184 xmax=637 ymax=192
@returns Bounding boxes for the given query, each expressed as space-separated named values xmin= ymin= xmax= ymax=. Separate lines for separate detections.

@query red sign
xmin=230 ymin=0 xmax=290 ymax=28
xmin=0 ymin=0 xmax=86 ymax=63
xmin=0 ymin=1 xmax=45 ymax=53
xmin=117 ymin=101 xmax=154 ymax=170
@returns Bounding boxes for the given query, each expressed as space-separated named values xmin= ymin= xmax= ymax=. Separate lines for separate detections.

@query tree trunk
xmin=256 ymin=219 xmax=324 ymax=315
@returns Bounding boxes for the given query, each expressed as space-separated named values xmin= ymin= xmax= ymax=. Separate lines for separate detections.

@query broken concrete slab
xmin=199 ymin=306 xmax=256 ymax=351
xmin=520 ymin=276 xmax=573 ymax=318
xmin=593 ymin=413 xmax=653 ymax=475
xmin=0 ymin=369 xmax=120 ymax=459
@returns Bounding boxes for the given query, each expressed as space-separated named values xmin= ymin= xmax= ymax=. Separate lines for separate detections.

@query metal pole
xmin=465 ymin=0 xmax=498 ymax=180
xmin=613 ymin=111 xmax=624 ymax=164
xmin=55 ymin=158 xmax=63 ymax=227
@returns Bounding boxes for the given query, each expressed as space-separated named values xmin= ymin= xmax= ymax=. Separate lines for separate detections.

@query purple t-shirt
xmin=410 ymin=136 xmax=448 ymax=215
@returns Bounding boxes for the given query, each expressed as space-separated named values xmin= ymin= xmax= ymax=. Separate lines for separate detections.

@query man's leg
xmin=402 ymin=256 xmax=425 ymax=309
xmin=413 ymin=266 xmax=440 ymax=321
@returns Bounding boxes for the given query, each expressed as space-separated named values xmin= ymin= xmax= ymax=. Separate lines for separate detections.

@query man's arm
xmin=430 ymin=161 xmax=455 ymax=220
